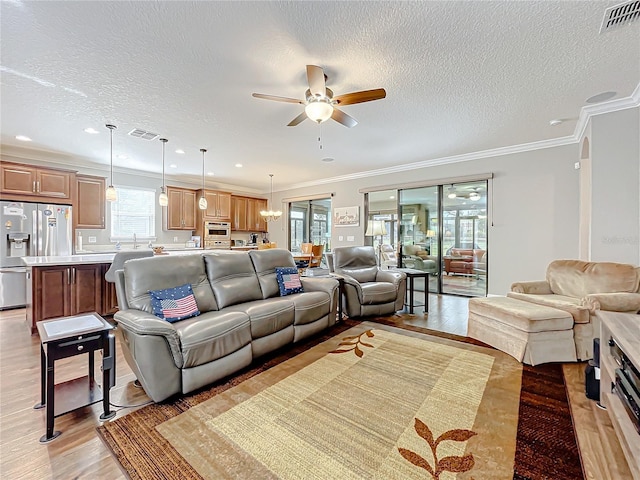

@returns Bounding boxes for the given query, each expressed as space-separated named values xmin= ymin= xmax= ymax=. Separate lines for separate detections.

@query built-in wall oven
xmin=204 ymin=221 xmax=231 ymax=250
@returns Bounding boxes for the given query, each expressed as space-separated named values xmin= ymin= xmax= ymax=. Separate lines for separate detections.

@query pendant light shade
xmin=105 ymin=124 xmax=117 ymax=202
xmin=158 ymin=138 xmax=168 ymax=207
xmin=198 ymin=148 xmax=208 ymax=210
xmin=260 ymin=174 xmax=282 ymax=222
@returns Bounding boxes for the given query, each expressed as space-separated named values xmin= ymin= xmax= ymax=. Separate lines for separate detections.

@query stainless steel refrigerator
xmin=0 ymin=201 xmax=73 ymax=309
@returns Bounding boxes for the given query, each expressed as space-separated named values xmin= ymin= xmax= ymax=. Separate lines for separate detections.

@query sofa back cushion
xmin=249 ymin=249 xmax=297 ymax=299
xmin=124 ymin=254 xmax=217 ymax=314
xmin=547 ymin=259 xmax=640 ymax=298
xmin=204 ymin=252 xmax=263 ymax=308
xmin=333 ymin=246 xmax=378 ymax=283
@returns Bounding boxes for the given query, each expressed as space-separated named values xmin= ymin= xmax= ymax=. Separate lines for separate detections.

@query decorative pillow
xmin=275 ymin=267 xmax=304 ymax=296
xmin=149 ymin=283 xmax=200 ymax=323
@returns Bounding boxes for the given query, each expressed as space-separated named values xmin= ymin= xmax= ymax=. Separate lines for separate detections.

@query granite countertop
xmin=21 ymin=249 xmax=205 ymax=266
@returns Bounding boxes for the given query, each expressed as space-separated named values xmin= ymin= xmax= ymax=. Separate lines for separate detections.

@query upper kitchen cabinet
xmin=166 ymin=186 xmax=197 ymax=230
xmin=0 ymin=161 xmax=75 ymax=202
xmin=197 ymin=190 xmax=231 ymax=220
xmin=246 ymin=197 xmax=268 ymax=232
xmin=231 ymin=196 xmax=248 ymax=231
xmin=75 ymin=175 xmax=105 ymax=229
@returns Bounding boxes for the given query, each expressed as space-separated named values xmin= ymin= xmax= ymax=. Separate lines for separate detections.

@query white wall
xmin=590 ymin=108 xmax=640 ymax=264
xmin=270 ymin=143 xmax=580 ymax=295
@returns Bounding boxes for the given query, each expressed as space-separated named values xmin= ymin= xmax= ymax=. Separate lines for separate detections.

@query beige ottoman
xmin=468 ymin=297 xmax=577 ymax=365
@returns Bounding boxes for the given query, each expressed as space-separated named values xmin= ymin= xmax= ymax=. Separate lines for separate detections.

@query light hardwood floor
xmin=0 ymin=299 xmax=631 ymax=479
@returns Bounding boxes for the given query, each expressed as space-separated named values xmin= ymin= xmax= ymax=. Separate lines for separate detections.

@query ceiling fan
xmin=252 ymin=65 xmax=386 ymax=128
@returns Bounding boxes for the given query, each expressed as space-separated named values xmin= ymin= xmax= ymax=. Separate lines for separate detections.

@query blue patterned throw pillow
xmin=149 ymin=283 xmax=200 ymax=323
xmin=275 ymin=267 xmax=304 ymax=296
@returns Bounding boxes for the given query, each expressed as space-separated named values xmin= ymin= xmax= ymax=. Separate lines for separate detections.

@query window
xmin=110 ymin=187 xmax=156 ymax=240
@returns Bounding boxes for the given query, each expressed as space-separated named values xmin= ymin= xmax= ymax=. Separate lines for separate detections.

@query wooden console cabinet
xmin=598 ymin=311 xmax=640 ymax=479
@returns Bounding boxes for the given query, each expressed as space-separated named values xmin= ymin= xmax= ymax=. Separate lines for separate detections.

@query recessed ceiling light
xmin=175 ymin=149 xmax=185 ymax=154
xmin=84 ymin=127 xmax=99 ymax=134
xmin=549 ymin=119 xmax=563 ymax=126
xmin=207 ymin=172 xmax=214 ymax=176
xmin=321 ymin=157 xmax=334 ymax=163
xmin=15 ymin=135 xmax=32 ymax=142
xmin=169 ymin=164 xmax=177 ymax=168
xmin=235 ymin=163 xmax=243 ymax=168
xmin=117 ymin=154 xmax=128 ymax=159
xmin=586 ymin=91 xmax=616 ymax=104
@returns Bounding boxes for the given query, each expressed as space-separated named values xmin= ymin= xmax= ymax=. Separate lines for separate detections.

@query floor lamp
xmin=365 ymin=220 xmax=387 ymax=265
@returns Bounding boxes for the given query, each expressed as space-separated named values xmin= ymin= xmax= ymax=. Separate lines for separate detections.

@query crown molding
xmin=0 ymin=144 xmax=265 ymax=195
xmin=283 ymin=83 xmax=640 ymax=192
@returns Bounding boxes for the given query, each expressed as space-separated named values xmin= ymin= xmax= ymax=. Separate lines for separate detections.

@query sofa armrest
xmin=300 ymin=276 xmax=339 ymax=294
xmin=114 ymin=310 xmax=184 ymax=368
xmin=510 ymin=280 xmax=552 ymax=294
xmin=582 ymin=292 xmax=640 ymax=313
xmin=376 ymin=269 xmax=405 ymax=288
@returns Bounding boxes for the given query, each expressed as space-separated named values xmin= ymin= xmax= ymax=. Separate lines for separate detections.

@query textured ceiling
xmin=1 ymin=1 xmax=638 ymax=192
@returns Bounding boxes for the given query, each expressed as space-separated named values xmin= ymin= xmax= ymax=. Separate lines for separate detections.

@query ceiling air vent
xmin=128 ymin=128 xmax=159 ymax=141
xmin=600 ymin=0 xmax=640 ymax=33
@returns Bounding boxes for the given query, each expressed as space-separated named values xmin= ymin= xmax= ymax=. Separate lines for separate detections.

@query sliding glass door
xmin=288 ymin=198 xmax=332 ymax=253
xmin=441 ymin=181 xmax=487 ymax=296
xmin=397 ymin=180 xmax=487 ymax=297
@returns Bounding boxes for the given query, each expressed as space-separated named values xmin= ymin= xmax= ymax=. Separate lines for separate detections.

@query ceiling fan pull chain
xmin=318 ymin=123 xmax=323 ymax=150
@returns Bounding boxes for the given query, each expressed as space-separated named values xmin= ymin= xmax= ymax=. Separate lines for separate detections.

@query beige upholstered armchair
xmin=333 ymin=246 xmax=406 ymax=318
xmin=508 ymin=259 xmax=640 ymax=359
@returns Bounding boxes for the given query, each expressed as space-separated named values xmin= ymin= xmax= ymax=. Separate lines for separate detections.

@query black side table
xmin=34 ymin=312 xmax=116 ymax=443
xmin=393 ymin=268 xmax=429 ymax=314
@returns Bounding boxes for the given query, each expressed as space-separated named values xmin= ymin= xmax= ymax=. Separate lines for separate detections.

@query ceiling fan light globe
xmin=447 ymin=192 xmax=457 ymax=199
xmin=469 ymin=192 xmax=481 ymax=201
xmin=305 ymin=100 xmax=333 ymax=123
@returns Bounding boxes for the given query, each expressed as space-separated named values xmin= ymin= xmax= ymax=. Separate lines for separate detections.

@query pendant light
xmin=158 ymin=138 xmax=168 ymax=206
xmin=198 ymin=148 xmax=208 ymax=210
xmin=259 ymin=174 xmax=282 ymax=222
xmin=105 ymin=124 xmax=117 ymax=202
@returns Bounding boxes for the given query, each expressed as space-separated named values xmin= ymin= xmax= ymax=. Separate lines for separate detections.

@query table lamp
xmin=365 ymin=220 xmax=387 ymax=265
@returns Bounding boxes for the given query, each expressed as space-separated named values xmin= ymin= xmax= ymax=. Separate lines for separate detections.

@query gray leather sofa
xmin=113 ymin=249 xmax=339 ymax=402
xmin=333 ymin=246 xmax=406 ymax=318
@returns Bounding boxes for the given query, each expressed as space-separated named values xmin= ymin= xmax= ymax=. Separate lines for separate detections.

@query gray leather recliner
xmin=113 ymin=249 xmax=339 ymax=402
xmin=333 ymin=246 xmax=406 ymax=318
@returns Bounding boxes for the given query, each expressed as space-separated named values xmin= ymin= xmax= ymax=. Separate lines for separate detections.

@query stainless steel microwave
xmin=204 ymin=221 xmax=231 ymax=239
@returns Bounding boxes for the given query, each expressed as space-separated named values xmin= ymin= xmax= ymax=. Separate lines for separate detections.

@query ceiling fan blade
xmin=333 ymin=88 xmax=386 ymax=106
xmin=331 ymin=108 xmax=358 ymax=128
xmin=287 ymin=111 xmax=308 ymax=127
xmin=306 ymin=65 xmax=326 ymax=97
xmin=252 ymin=93 xmax=304 ymax=104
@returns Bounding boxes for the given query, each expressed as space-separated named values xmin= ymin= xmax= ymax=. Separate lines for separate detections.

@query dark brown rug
xmin=97 ymin=317 xmax=584 ymax=480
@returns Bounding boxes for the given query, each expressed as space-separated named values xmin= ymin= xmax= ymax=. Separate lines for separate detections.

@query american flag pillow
xmin=275 ymin=267 xmax=304 ymax=296
xmin=149 ymin=283 xmax=200 ymax=323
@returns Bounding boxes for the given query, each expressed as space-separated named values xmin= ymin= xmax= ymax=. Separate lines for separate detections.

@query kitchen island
xmin=22 ymin=249 xmax=204 ymax=334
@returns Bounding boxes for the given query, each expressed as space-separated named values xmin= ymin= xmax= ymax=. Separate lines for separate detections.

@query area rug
xmin=97 ymin=320 xmax=583 ymax=479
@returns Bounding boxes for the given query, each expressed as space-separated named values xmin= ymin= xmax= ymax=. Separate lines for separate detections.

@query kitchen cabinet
xmin=102 ymin=264 xmax=119 ymax=316
xmin=247 ymin=198 xmax=268 ymax=232
xmin=231 ymin=196 xmax=248 ymax=231
xmin=166 ymin=187 xmax=197 ymax=230
xmin=75 ymin=175 xmax=105 ymax=229
xmin=231 ymin=196 xmax=268 ymax=232
xmin=0 ymin=161 xmax=75 ymax=201
xmin=197 ymin=189 xmax=231 ymax=220
xmin=27 ymin=264 xmax=103 ymax=334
